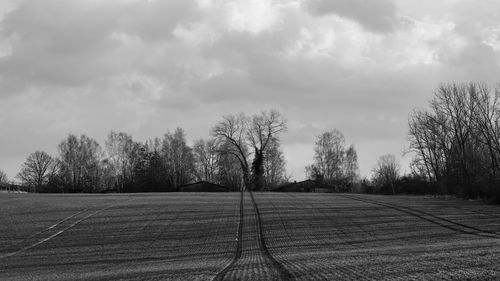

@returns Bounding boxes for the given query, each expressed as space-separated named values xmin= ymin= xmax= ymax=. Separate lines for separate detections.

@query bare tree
xmin=163 ymin=128 xmax=195 ymax=191
xmin=315 ymin=130 xmax=345 ymax=183
xmin=17 ymin=151 xmax=54 ymax=192
xmin=263 ymin=139 xmax=288 ymax=190
xmin=212 ymin=114 xmax=251 ymax=190
xmin=0 ymin=170 xmax=7 ymax=184
xmin=408 ymin=109 xmax=448 ymax=183
xmin=132 ymin=140 xmax=163 ymax=192
xmin=344 ymin=145 xmax=359 ymax=189
xmin=470 ymin=83 xmax=500 ymax=181
xmin=105 ymin=131 xmax=136 ymax=192
xmin=212 ymin=110 xmax=287 ymax=190
xmin=307 ymin=129 xmax=358 ymax=191
xmin=216 ymin=142 xmax=244 ymax=190
xmin=58 ymin=134 xmax=103 ymax=192
xmin=408 ymin=82 xmax=500 ymax=198
xmin=193 ymin=138 xmax=219 ymax=182
xmin=248 ymin=110 xmax=287 ymax=190
xmin=372 ymin=154 xmax=400 ymax=195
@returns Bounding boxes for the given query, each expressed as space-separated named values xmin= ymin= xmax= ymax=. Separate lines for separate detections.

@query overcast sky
xmin=1 ymin=0 xmax=500 ymax=182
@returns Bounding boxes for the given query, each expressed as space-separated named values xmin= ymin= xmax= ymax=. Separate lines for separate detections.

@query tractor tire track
xmin=0 ymin=199 xmax=131 ymax=259
xmin=340 ymin=194 xmax=500 ymax=240
xmin=213 ymin=191 xmax=292 ymax=281
xmin=249 ymin=191 xmax=293 ymax=281
xmin=0 ymin=206 xmax=94 ymax=252
xmin=212 ymin=191 xmax=244 ymax=281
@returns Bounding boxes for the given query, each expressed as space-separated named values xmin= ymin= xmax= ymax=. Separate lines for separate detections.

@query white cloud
xmin=481 ymin=25 xmax=500 ymax=60
xmin=388 ymin=16 xmax=465 ymax=67
xmin=225 ymin=0 xmax=282 ymax=35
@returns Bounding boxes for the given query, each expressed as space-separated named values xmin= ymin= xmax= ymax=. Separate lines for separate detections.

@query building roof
xmin=178 ymin=181 xmax=231 ymax=192
xmin=273 ymin=180 xmax=334 ymax=192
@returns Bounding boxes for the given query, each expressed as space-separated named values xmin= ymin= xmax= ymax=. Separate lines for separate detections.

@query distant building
xmin=273 ymin=180 xmax=334 ymax=193
xmin=0 ymin=182 xmax=27 ymax=193
xmin=178 ymin=181 xmax=231 ymax=192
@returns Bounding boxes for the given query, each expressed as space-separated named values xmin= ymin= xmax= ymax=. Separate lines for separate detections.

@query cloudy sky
xmin=1 ymin=0 xmax=500 ymax=181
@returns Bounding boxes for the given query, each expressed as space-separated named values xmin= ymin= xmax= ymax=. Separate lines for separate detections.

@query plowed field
xmin=1 ymin=192 xmax=499 ymax=280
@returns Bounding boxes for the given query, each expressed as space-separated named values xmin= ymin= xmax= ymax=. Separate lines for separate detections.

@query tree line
xmin=350 ymin=81 xmax=500 ymax=202
xmin=408 ymin=82 xmax=500 ymax=201
xmin=5 ymin=82 xmax=499 ymax=201
xmin=298 ymin=81 xmax=500 ymax=202
xmin=11 ymin=110 xmax=290 ymax=193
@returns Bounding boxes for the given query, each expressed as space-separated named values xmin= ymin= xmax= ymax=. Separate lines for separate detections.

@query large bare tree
xmin=212 ymin=113 xmax=251 ymax=190
xmin=17 ymin=151 xmax=54 ymax=192
xmin=248 ymin=110 xmax=287 ymax=190
xmin=212 ymin=110 xmax=287 ymax=190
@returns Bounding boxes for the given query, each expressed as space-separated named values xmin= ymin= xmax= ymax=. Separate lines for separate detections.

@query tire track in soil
xmin=212 ymin=191 xmax=244 ymax=281
xmin=249 ymin=191 xmax=293 ymax=281
xmin=0 ymin=198 xmax=133 ymax=259
xmin=0 ymin=206 xmax=94 ymax=252
xmin=212 ymin=191 xmax=292 ymax=281
xmin=340 ymin=194 xmax=500 ymax=240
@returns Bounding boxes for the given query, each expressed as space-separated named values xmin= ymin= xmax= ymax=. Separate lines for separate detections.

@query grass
xmin=0 ymin=192 xmax=499 ymax=280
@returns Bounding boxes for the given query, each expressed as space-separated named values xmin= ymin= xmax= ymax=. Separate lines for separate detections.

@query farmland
xmin=1 ymin=193 xmax=500 ymax=280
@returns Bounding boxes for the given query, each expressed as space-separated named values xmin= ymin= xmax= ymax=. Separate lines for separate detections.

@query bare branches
xmin=212 ymin=113 xmax=251 ymax=170
xmin=17 ymin=151 xmax=55 ymax=191
xmin=193 ymin=139 xmax=219 ymax=182
xmin=307 ymin=129 xmax=359 ymax=191
xmin=248 ymin=109 xmax=287 ymax=151
xmin=0 ymin=170 xmax=8 ymax=184
xmin=409 ymin=82 xmax=500 ymax=198
xmin=372 ymin=154 xmax=400 ymax=195
xmin=212 ymin=110 xmax=287 ymax=190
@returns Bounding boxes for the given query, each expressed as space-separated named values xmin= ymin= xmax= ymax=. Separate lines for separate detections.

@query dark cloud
xmin=305 ymin=0 xmax=397 ymax=33
xmin=0 ymin=0 xmax=198 ymax=92
xmin=440 ymin=40 xmax=500 ymax=84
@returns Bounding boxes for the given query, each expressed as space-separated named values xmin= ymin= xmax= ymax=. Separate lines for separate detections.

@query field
xmin=1 ymin=192 xmax=500 ymax=280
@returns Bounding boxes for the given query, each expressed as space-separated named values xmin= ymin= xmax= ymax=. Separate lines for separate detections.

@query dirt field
xmin=1 ymin=192 xmax=499 ymax=280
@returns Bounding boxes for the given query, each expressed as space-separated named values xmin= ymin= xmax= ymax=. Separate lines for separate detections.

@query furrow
xmin=0 ymin=199 xmax=129 ymax=259
xmin=212 ymin=191 xmax=244 ymax=281
xmin=249 ymin=191 xmax=293 ymax=281
xmin=0 ymin=206 xmax=94 ymax=252
xmin=340 ymin=194 xmax=500 ymax=240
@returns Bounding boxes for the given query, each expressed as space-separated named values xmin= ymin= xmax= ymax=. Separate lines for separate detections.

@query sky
xmin=1 ymin=0 xmax=500 ymax=182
